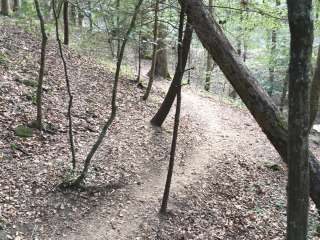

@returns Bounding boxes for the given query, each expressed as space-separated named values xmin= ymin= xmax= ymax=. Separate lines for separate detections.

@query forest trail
xmin=63 ymin=82 xmax=224 ymax=239
xmin=62 ymin=80 xmax=282 ymax=239
xmin=2 ymin=21 xmax=320 ymax=240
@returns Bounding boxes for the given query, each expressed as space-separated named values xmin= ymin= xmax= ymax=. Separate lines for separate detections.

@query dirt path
xmin=61 ymin=81 xmax=237 ymax=240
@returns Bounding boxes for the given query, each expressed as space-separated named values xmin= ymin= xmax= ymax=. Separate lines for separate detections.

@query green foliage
xmin=0 ymin=52 xmax=9 ymax=66
xmin=26 ymin=91 xmax=37 ymax=105
xmin=98 ymin=59 xmax=136 ymax=79
xmin=22 ymin=79 xmax=38 ymax=88
xmin=10 ymin=143 xmax=17 ymax=150
xmin=15 ymin=125 xmax=33 ymax=138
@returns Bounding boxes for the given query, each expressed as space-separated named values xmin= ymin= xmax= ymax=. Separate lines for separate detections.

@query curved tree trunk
xmin=178 ymin=0 xmax=320 ymax=214
xmin=70 ymin=0 xmax=145 ymax=187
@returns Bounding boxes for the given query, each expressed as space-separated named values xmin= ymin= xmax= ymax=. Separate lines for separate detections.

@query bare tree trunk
xmin=204 ymin=0 xmax=214 ymax=92
xmin=116 ymin=0 xmax=121 ymax=58
xmin=160 ymin=6 xmax=191 ymax=214
xmin=287 ymin=0 xmax=313 ymax=238
xmin=34 ymin=0 xmax=48 ymax=131
xmin=309 ymin=46 xmax=320 ymax=130
xmin=279 ymin=71 xmax=288 ymax=112
xmin=178 ymin=0 xmax=320 ymax=213
xmin=63 ymin=0 xmax=69 ymax=45
xmin=87 ymin=0 xmax=93 ymax=31
xmin=136 ymin=16 xmax=142 ymax=83
xmin=68 ymin=0 xmax=145 ymax=187
xmin=53 ymin=0 xmax=76 ymax=169
xmin=70 ymin=3 xmax=77 ymax=24
xmin=143 ymin=0 xmax=159 ymax=100
xmin=13 ymin=0 xmax=21 ymax=13
xmin=150 ymin=15 xmax=193 ymax=127
xmin=268 ymin=0 xmax=280 ymax=96
xmin=0 ymin=0 xmax=10 ymax=16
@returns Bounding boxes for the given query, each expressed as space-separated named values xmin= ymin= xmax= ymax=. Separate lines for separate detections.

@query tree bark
xmin=309 ymin=46 xmax=320 ymax=130
xmin=53 ymin=0 xmax=76 ymax=169
xmin=34 ymin=0 xmax=48 ymax=131
xmin=268 ymin=0 xmax=280 ymax=96
xmin=63 ymin=0 xmax=69 ymax=45
xmin=143 ymin=0 xmax=159 ymax=100
xmin=279 ymin=71 xmax=288 ymax=112
xmin=70 ymin=3 xmax=77 ymax=24
xmin=69 ymin=0 xmax=145 ymax=187
xmin=150 ymin=15 xmax=193 ymax=127
xmin=287 ymin=0 xmax=313 ymax=238
xmin=204 ymin=0 xmax=214 ymax=92
xmin=13 ymin=0 xmax=21 ymax=13
xmin=178 ymin=0 xmax=320 ymax=212
xmin=160 ymin=6 xmax=191 ymax=214
xmin=0 ymin=0 xmax=10 ymax=16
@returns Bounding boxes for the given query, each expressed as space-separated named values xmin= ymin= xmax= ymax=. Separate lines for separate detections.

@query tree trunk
xmin=279 ymin=71 xmax=288 ymax=112
xmin=70 ymin=3 xmax=77 ymax=25
xmin=87 ymin=0 xmax=93 ymax=31
xmin=309 ymin=46 xmax=320 ymax=130
xmin=0 ymin=0 xmax=10 ymax=16
xmin=268 ymin=0 xmax=280 ymax=96
xmin=160 ymin=6 xmax=191 ymax=214
xmin=34 ymin=0 xmax=48 ymax=131
xmin=150 ymin=14 xmax=193 ymax=126
xmin=136 ymin=16 xmax=142 ymax=83
xmin=204 ymin=0 xmax=214 ymax=92
xmin=153 ymin=36 xmax=170 ymax=79
xmin=287 ymin=0 xmax=313 ymax=238
xmin=143 ymin=0 xmax=159 ymax=100
xmin=68 ymin=0 xmax=145 ymax=187
xmin=116 ymin=0 xmax=121 ymax=58
xmin=13 ymin=0 xmax=21 ymax=13
xmin=78 ymin=10 xmax=84 ymax=28
xmin=178 ymin=0 xmax=320 ymax=213
xmin=53 ymin=0 xmax=76 ymax=169
xmin=63 ymin=0 xmax=69 ymax=45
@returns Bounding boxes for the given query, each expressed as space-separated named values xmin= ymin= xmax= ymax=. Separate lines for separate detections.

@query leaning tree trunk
xmin=0 ymin=0 xmax=10 ymax=16
xmin=178 ymin=0 xmax=320 ymax=213
xmin=287 ymin=0 xmax=313 ymax=238
xmin=150 ymin=13 xmax=193 ymax=126
xmin=160 ymin=6 xmax=192 ymax=214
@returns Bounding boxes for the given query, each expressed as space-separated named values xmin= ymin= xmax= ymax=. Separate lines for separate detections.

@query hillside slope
xmin=1 ymin=19 xmax=320 ymax=240
xmin=0 ymin=19 xmax=199 ymax=239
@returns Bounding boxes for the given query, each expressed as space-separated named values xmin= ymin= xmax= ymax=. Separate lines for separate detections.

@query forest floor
xmin=1 ymin=18 xmax=320 ymax=240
